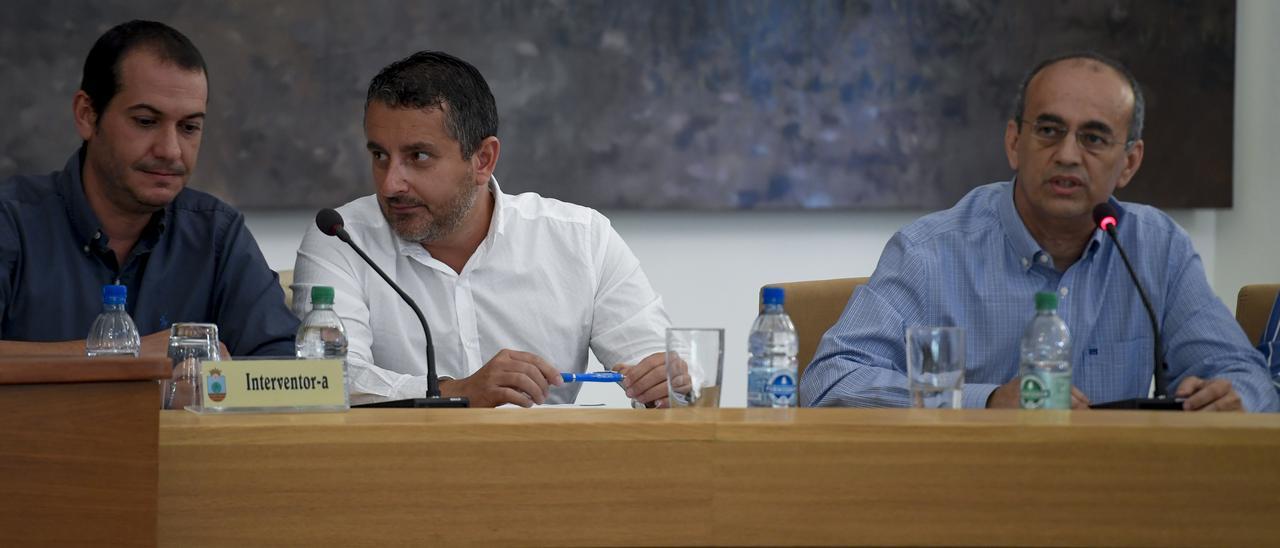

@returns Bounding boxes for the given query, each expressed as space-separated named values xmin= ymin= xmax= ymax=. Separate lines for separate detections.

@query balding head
xmin=1011 ymin=52 xmax=1144 ymax=148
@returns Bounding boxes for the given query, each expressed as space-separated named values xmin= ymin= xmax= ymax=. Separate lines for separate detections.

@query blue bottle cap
xmin=102 ymin=284 xmax=127 ymax=306
xmin=762 ymin=286 xmax=785 ymax=305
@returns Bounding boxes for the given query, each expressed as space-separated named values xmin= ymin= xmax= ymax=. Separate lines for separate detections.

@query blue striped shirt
xmin=801 ymin=181 xmax=1279 ymax=412
xmin=1260 ymin=293 xmax=1280 ymax=396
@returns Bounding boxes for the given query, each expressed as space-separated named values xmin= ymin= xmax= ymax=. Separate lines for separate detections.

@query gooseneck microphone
xmin=315 ymin=208 xmax=467 ymax=408
xmin=1089 ymin=202 xmax=1180 ymax=410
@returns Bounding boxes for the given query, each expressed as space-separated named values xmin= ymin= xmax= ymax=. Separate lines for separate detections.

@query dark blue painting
xmin=0 ymin=0 xmax=1235 ymax=210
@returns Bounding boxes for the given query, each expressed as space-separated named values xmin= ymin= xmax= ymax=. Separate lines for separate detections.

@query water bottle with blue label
xmin=1019 ymin=291 xmax=1072 ymax=409
xmin=747 ymin=287 xmax=799 ymax=407
xmin=85 ymin=284 xmax=141 ymax=357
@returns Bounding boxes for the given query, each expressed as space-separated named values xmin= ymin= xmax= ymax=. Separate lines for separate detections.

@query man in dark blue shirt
xmin=0 ymin=20 xmax=297 ymax=356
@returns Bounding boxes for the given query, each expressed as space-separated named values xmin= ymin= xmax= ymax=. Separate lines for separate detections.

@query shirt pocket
xmin=1082 ymin=337 xmax=1153 ymax=400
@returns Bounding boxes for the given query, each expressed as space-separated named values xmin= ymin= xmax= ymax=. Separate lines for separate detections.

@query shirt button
xmin=1021 ymin=258 xmax=1030 ymax=268
xmin=93 ymin=231 xmax=101 ymax=240
xmin=1038 ymin=255 xmax=1049 ymax=264
xmin=83 ymin=245 xmax=90 ymax=253
xmin=1059 ymin=287 xmax=1069 ymax=297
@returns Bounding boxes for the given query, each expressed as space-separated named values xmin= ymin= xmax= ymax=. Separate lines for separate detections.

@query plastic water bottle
xmin=295 ymin=286 xmax=348 ymax=360
xmin=747 ymin=287 xmax=799 ymax=407
xmin=85 ymin=284 xmax=141 ymax=357
xmin=1019 ymin=291 xmax=1072 ymax=409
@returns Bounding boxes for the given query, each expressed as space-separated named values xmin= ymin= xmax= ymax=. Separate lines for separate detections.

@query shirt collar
xmin=488 ymin=175 xmax=507 ymax=238
xmin=56 ymin=147 xmax=170 ymax=254
xmin=999 ymin=177 xmax=1113 ymax=272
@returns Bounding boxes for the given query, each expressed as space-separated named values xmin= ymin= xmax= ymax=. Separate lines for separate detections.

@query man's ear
xmin=72 ymin=91 xmax=98 ymax=141
xmin=1003 ymin=119 xmax=1020 ymax=171
xmin=470 ymin=136 xmax=501 ymax=185
xmin=1114 ymin=139 xmax=1144 ymax=191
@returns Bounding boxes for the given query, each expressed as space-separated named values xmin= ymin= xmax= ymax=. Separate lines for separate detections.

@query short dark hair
xmin=1011 ymin=52 xmax=1144 ymax=148
xmin=79 ymin=20 xmax=208 ymax=117
xmin=365 ymin=51 xmax=499 ymax=159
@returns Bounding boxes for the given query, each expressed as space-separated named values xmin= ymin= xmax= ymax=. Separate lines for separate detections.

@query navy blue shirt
xmin=0 ymin=149 xmax=298 ymax=356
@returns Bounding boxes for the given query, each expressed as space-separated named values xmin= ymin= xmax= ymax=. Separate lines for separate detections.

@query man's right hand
xmin=986 ymin=377 xmax=1090 ymax=409
xmin=439 ymin=349 xmax=563 ymax=408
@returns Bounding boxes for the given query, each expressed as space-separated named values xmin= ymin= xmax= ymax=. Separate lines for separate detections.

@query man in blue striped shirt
xmin=801 ymin=53 xmax=1278 ymax=412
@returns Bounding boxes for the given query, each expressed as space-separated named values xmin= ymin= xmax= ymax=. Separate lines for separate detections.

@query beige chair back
xmin=761 ymin=277 xmax=870 ymax=378
xmin=1236 ymin=284 xmax=1280 ymax=344
xmin=278 ymin=269 xmax=295 ymax=306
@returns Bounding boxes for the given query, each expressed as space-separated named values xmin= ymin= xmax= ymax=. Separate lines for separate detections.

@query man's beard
xmin=382 ymin=174 xmax=480 ymax=243
xmin=89 ymin=141 xmax=187 ymax=214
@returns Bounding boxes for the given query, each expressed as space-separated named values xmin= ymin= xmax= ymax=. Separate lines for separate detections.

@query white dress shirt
xmin=294 ymin=178 xmax=670 ymax=404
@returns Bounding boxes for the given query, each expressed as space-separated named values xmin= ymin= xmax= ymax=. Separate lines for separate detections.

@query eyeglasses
xmin=1019 ymin=119 xmax=1131 ymax=153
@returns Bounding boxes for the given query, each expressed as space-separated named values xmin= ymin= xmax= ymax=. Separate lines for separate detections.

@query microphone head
xmin=1092 ymin=202 xmax=1118 ymax=231
xmin=316 ymin=208 xmax=345 ymax=237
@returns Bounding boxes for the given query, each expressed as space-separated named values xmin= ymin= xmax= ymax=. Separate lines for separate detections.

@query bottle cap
xmin=762 ymin=286 xmax=785 ymax=306
xmin=310 ymin=285 xmax=335 ymax=306
xmin=1034 ymin=291 xmax=1058 ymax=311
xmin=102 ymin=284 xmax=127 ymax=306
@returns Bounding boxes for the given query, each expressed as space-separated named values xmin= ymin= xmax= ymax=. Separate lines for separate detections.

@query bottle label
xmin=766 ymin=372 xmax=797 ymax=406
xmin=1020 ymin=371 xmax=1071 ymax=409
xmin=747 ymin=367 xmax=770 ymax=407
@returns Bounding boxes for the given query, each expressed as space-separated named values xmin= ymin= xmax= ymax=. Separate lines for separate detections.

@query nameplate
xmin=199 ymin=359 xmax=347 ymax=412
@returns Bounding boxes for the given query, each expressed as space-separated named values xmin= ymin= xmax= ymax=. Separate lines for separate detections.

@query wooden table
xmin=159 ymin=408 xmax=1280 ymax=547
xmin=1 ymin=356 xmax=170 ymax=547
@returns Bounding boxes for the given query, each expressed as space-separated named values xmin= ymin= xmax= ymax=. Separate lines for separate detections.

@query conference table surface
xmin=160 ymin=407 xmax=1280 ymax=547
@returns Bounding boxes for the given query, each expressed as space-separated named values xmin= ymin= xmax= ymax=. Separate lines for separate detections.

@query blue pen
xmin=561 ymin=372 xmax=625 ymax=383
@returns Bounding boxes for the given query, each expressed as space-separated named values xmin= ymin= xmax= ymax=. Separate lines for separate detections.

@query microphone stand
xmin=319 ymin=218 xmax=466 ymax=408
xmin=1090 ymin=223 xmax=1181 ymax=411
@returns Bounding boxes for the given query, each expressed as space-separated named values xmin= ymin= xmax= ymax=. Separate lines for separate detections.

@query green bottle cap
xmin=310 ymin=286 xmax=335 ymax=306
xmin=1034 ymin=291 xmax=1058 ymax=311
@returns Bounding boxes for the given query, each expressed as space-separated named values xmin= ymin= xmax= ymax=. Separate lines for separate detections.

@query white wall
xmin=244 ymin=0 xmax=1276 ymax=407
xmin=1214 ymin=0 xmax=1280 ymax=308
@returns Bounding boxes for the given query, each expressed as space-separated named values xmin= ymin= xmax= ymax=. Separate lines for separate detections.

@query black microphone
xmin=314 ymin=208 xmax=467 ymax=408
xmin=1089 ymin=202 xmax=1181 ymax=410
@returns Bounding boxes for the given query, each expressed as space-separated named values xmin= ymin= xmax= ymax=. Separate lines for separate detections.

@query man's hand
xmin=986 ymin=377 xmax=1090 ymax=409
xmin=612 ymin=352 xmax=674 ymax=408
xmin=1175 ymin=376 xmax=1243 ymax=411
xmin=1069 ymin=387 xmax=1090 ymax=409
xmin=439 ymin=349 xmax=563 ymax=408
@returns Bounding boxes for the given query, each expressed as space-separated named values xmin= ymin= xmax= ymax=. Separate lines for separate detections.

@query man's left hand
xmin=613 ymin=352 xmax=669 ymax=408
xmin=1175 ymin=376 xmax=1243 ymax=411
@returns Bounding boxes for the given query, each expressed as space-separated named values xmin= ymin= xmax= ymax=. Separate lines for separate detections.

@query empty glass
xmin=665 ymin=328 xmax=724 ymax=408
xmin=905 ymin=326 xmax=965 ymax=409
xmin=289 ymin=283 xmax=319 ymax=319
xmin=164 ymin=323 xmax=220 ymax=410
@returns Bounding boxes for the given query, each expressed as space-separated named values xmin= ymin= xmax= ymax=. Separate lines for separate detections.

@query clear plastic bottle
xmin=85 ymin=284 xmax=141 ymax=357
xmin=1019 ymin=291 xmax=1072 ymax=409
xmin=295 ymin=286 xmax=348 ymax=360
xmin=747 ymin=287 xmax=799 ymax=407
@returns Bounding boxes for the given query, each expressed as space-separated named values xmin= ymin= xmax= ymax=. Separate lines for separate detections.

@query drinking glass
xmin=164 ymin=323 xmax=220 ymax=410
xmin=665 ymin=328 xmax=724 ymax=408
xmin=905 ymin=326 xmax=965 ymax=409
xmin=289 ymin=283 xmax=319 ymax=319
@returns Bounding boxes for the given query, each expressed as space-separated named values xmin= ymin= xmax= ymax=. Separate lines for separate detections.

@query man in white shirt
xmin=294 ymin=51 xmax=671 ymax=407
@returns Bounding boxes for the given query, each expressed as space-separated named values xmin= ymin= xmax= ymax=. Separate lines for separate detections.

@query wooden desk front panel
xmin=160 ymin=410 xmax=715 ymax=546
xmin=715 ymin=409 xmax=1280 ymax=547
xmin=1 ymin=381 xmax=162 ymax=547
xmin=160 ymin=409 xmax=1280 ymax=547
